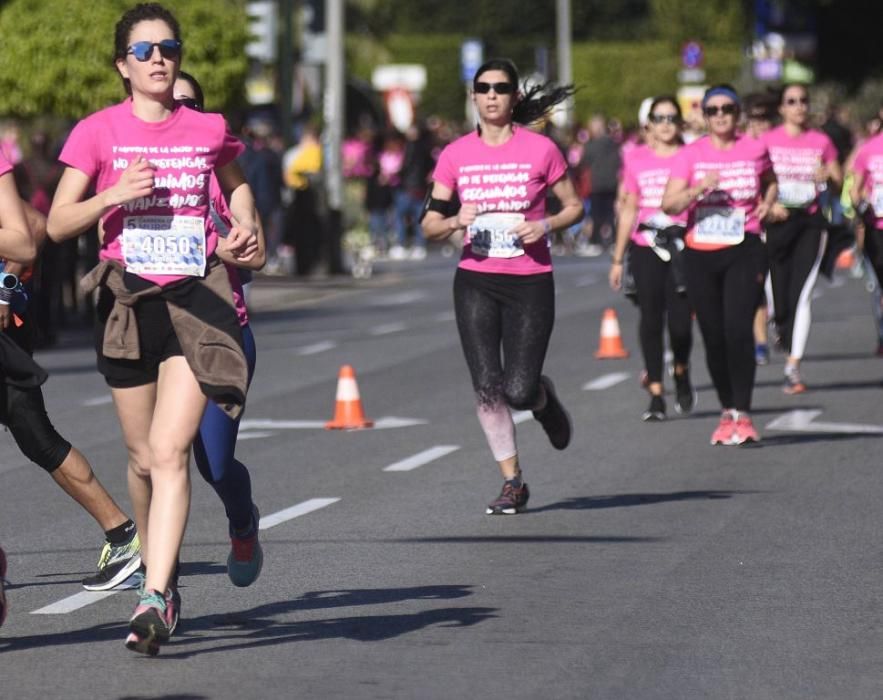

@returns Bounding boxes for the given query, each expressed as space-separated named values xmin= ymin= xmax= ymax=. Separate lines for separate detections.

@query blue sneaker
xmin=755 ymin=344 xmax=770 ymax=366
xmin=227 ymin=505 xmax=263 ymax=587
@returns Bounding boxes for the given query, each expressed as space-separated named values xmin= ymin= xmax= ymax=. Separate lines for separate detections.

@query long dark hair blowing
xmin=473 ymin=58 xmax=576 ymax=127
xmin=113 ymin=3 xmax=182 ymax=95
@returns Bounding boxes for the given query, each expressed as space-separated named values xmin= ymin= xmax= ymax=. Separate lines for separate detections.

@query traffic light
xmin=246 ymin=0 xmax=278 ymax=63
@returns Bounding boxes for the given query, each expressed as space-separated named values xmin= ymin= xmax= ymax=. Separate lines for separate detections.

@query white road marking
xmin=297 ymin=340 xmax=337 ymax=356
xmin=236 ymin=431 xmax=276 ymax=440
xmin=32 ymin=591 xmax=119 ymax=615
xmin=369 ymin=322 xmax=408 ymax=336
xmin=259 ymin=498 xmax=340 ymax=530
xmin=372 ymin=291 xmax=426 ymax=306
xmin=766 ymin=409 xmax=883 ymax=435
xmin=240 ymin=419 xmax=327 ymax=430
xmin=239 ymin=416 xmax=427 ymax=432
xmin=82 ymin=395 xmax=113 ymax=407
xmin=582 ymin=372 xmax=631 ymax=391
xmin=383 ymin=445 xmax=460 ymax=472
xmin=433 ymin=310 xmax=456 ymax=323
xmin=31 ymin=575 xmax=140 ymax=615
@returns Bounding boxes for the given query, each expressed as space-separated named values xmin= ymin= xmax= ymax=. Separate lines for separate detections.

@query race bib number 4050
xmin=694 ymin=206 xmax=745 ymax=246
xmin=467 ymin=213 xmax=526 ymax=258
xmin=122 ymin=215 xmax=206 ymax=276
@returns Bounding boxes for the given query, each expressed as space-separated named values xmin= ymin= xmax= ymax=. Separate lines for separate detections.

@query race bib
xmin=872 ymin=186 xmax=883 ymax=215
xmin=694 ymin=206 xmax=745 ymax=246
xmin=778 ymin=180 xmax=817 ymax=208
xmin=467 ymin=213 xmax=526 ymax=258
xmin=122 ymin=215 xmax=206 ymax=276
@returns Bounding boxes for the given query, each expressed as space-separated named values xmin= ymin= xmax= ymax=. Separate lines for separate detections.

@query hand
xmin=0 ymin=303 xmax=10 ymax=331
xmin=512 ymin=219 xmax=547 ymax=246
xmin=608 ymin=263 xmax=623 ymax=291
xmin=813 ymin=165 xmax=829 ymax=186
xmin=456 ymin=203 xmax=478 ymax=229
xmin=754 ymin=201 xmax=772 ymax=221
xmin=220 ymin=224 xmax=259 ymax=264
xmin=767 ymin=203 xmax=789 ymax=222
xmin=699 ymin=171 xmax=719 ymax=194
xmin=105 ymin=156 xmax=155 ymax=207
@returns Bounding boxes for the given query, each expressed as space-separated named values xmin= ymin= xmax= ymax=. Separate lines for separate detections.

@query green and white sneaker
xmin=82 ymin=533 xmax=142 ymax=591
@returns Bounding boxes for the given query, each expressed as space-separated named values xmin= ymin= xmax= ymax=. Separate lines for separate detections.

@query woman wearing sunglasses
xmin=663 ymin=84 xmax=778 ymax=445
xmin=610 ymin=96 xmax=695 ymax=422
xmin=421 ymin=58 xmax=583 ymax=515
xmin=47 ymin=2 xmax=257 ymax=655
xmin=761 ymin=84 xmax=841 ymax=394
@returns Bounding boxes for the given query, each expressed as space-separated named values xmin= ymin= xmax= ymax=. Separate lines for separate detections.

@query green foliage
xmin=650 ymin=0 xmax=747 ymax=46
xmin=351 ymin=34 xmax=744 ymax=127
xmin=0 ymin=0 xmax=250 ymax=119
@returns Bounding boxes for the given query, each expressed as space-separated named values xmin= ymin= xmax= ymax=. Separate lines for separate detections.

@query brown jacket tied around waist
xmin=81 ymin=257 xmax=248 ymax=419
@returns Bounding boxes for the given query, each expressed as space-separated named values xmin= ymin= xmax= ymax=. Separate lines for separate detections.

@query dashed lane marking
xmin=297 ymin=340 xmax=338 ymax=356
xmin=582 ymin=372 xmax=631 ymax=391
xmin=259 ymin=498 xmax=341 ymax=530
xmin=383 ymin=445 xmax=460 ymax=472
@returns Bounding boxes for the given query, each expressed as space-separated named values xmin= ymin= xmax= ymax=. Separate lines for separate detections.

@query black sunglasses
xmin=127 ymin=39 xmax=182 ymax=62
xmin=785 ymin=96 xmax=809 ymax=106
xmin=474 ymin=81 xmax=514 ymax=95
xmin=703 ymin=103 xmax=738 ymax=117
xmin=177 ymin=97 xmax=203 ymax=112
xmin=649 ymin=114 xmax=679 ymax=125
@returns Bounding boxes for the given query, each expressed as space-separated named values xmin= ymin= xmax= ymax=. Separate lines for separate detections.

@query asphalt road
xmin=2 ymin=250 xmax=883 ymax=699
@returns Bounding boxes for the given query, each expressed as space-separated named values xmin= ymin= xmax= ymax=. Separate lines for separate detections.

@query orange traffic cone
xmin=325 ymin=365 xmax=374 ymax=429
xmin=594 ymin=308 xmax=629 ymax=359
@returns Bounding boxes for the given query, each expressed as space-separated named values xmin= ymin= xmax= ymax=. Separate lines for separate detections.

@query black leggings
xmin=453 ymin=268 xmax=554 ymax=410
xmin=630 ymin=245 xmax=694 ymax=383
xmin=766 ymin=211 xmax=826 ymax=357
xmin=684 ymin=237 xmax=767 ymax=411
xmin=0 ymin=382 xmax=72 ymax=473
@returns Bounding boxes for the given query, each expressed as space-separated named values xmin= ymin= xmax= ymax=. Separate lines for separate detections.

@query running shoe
xmin=0 ymin=546 xmax=7 ymax=628
xmin=710 ymin=409 xmax=736 ymax=445
xmin=642 ymin=394 xmax=666 ymax=422
xmin=783 ymin=367 xmax=806 ymax=395
xmin=227 ymin=505 xmax=263 ymax=588
xmin=82 ymin=532 xmax=142 ymax=591
xmin=533 ymin=376 xmax=572 ymax=450
xmin=731 ymin=412 xmax=760 ymax=445
xmin=125 ymin=589 xmax=171 ymax=656
xmin=755 ymin=343 xmax=770 ymax=366
xmin=673 ymin=368 xmax=697 ymax=415
xmin=486 ymin=480 xmax=530 ymax=515
xmin=165 ymin=579 xmax=181 ymax=636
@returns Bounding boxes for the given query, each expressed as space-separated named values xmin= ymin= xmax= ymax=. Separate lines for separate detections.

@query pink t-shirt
xmin=621 ymin=145 xmax=687 ymax=246
xmin=59 ymin=99 xmax=244 ymax=286
xmin=670 ymin=134 xmax=772 ymax=251
xmin=761 ymin=126 xmax=836 ymax=213
xmin=433 ymin=128 xmax=567 ymax=275
xmin=207 ymin=173 xmax=249 ymax=327
xmin=0 ymin=151 xmax=11 ymax=177
xmin=852 ymin=133 xmax=883 ymax=229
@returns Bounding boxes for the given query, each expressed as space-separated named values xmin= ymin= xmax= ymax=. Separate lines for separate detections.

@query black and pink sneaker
xmin=125 ymin=589 xmax=171 ymax=656
xmin=486 ymin=480 xmax=530 ymax=515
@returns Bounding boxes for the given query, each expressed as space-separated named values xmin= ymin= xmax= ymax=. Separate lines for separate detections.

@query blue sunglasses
xmin=127 ymin=39 xmax=182 ymax=62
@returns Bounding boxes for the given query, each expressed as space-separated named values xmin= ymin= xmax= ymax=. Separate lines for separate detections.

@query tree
xmin=0 ymin=0 xmax=250 ymax=119
xmin=650 ymin=0 xmax=747 ymax=46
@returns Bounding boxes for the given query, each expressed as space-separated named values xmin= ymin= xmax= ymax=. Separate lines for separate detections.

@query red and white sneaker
xmin=710 ymin=409 xmax=736 ymax=445
xmin=731 ymin=412 xmax=760 ymax=445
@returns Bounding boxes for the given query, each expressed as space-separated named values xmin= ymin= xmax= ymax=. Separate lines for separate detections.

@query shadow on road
xmin=0 ymin=585 xmax=494 ymax=658
xmin=529 ymin=490 xmax=752 ymax=513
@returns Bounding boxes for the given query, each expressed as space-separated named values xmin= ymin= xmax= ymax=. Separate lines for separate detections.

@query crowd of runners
xmin=2 ymin=0 xmax=883 ymax=657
